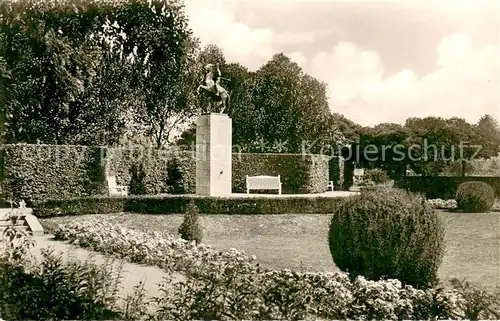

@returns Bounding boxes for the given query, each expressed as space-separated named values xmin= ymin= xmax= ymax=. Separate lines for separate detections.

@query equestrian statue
xmin=197 ymin=63 xmax=230 ymax=114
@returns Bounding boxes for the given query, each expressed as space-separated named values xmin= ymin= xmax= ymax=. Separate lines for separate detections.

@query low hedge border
xmin=33 ymin=195 xmax=345 ymax=217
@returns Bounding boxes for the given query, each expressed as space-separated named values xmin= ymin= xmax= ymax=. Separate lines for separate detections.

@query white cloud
xmin=185 ymin=0 xmax=499 ymax=126
xmin=185 ymin=0 xmax=275 ymax=70
xmin=287 ymin=51 xmax=308 ymax=68
xmin=306 ymin=34 xmax=499 ymax=126
xmin=184 ymin=0 xmax=334 ymax=70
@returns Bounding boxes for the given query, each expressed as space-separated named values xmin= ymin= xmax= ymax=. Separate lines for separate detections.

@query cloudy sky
xmin=184 ymin=0 xmax=499 ymax=127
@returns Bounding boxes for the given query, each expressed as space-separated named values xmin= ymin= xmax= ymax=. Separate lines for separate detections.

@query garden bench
xmin=107 ymin=175 xmax=129 ymax=197
xmin=246 ymin=175 xmax=282 ymax=195
xmin=327 ymin=181 xmax=334 ymax=191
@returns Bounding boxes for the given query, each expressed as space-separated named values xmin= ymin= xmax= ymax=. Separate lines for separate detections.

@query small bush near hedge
xmin=51 ymin=218 xmax=500 ymax=320
xmin=364 ymin=168 xmax=390 ymax=184
xmin=33 ymin=195 xmax=344 ymax=217
xmin=456 ymin=181 xmax=495 ymax=213
xmin=329 ymin=188 xmax=445 ymax=289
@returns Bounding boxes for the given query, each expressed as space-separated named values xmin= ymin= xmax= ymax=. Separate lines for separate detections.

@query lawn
xmin=41 ymin=211 xmax=500 ymax=292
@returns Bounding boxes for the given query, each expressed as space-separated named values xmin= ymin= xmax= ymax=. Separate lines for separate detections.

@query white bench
xmin=246 ymin=175 xmax=282 ymax=195
xmin=107 ymin=175 xmax=129 ymax=197
xmin=327 ymin=181 xmax=334 ymax=191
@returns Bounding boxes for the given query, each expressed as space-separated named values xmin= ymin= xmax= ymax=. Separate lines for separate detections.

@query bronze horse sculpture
xmin=197 ymin=63 xmax=230 ymax=114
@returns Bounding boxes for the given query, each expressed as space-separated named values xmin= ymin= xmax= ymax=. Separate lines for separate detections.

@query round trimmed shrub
xmin=328 ymin=188 xmax=445 ymax=289
xmin=456 ymin=181 xmax=495 ymax=213
xmin=364 ymin=168 xmax=390 ymax=185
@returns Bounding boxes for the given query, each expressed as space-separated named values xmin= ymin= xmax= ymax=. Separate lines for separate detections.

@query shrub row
xmin=397 ymin=176 xmax=500 ymax=199
xmin=2 ymin=144 xmax=333 ymax=202
xmin=33 ymin=195 xmax=344 ymax=217
xmin=50 ymin=217 xmax=500 ymax=320
xmin=52 ymin=217 xmax=256 ymax=277
xmin=105 ymin=147 xmax=194 ymax=195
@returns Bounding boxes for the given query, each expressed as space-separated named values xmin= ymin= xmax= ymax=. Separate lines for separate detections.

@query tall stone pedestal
xmin=196 ymin=113 xmax=232 ymax=196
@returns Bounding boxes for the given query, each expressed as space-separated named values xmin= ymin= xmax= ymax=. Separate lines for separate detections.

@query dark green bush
xmin=456 ymin=181 xmax=495 ymax=213
xmin=364 ymin=168 xmax=390 ymax=185
xmin=129 ymin=163 xmax=147 ymax=195
xmin=328 ymin=188 xmax=445 ymax=289
xmin=328 ymin=156 xmax=344 ymax=188
xmin=166 ymin=158 xmax=187 ymax=194
xmin=178 ymin=200 xmax=203 ymax=244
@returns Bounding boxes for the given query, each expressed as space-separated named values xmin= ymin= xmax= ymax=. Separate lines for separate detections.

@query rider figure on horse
xmin=197 ymin=62 xmax=230 ymax=114
xmin=204 ymin=63 xmax=224 ymax=97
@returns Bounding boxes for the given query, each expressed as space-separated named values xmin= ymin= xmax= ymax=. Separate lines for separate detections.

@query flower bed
xmin=53 ymin=218 xmax=257 ymax=276
xmin=427 ymin=198 xmax=500 ymax=211
xmin=51 ymin=217 xmax=500 ymax=320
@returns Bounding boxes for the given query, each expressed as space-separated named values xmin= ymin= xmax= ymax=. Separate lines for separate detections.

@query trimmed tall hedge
xmin=2 ymin=144 xmax=108 ymax=203
xmin=33 ymin=195 xmax=344 ymax=217
xmin=105 ymin=147 xmax=195 ymax=195
xmin=328 ymin=156 xmax=344 ymax=189
xmin=1 ymin=144 xmax=332 ymax=201
xmin=232 ymin=153 xmax=329 ymax=194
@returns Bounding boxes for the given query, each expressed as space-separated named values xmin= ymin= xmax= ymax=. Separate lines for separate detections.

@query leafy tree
xmin=355 ymin=123 xmax=409 ymax=179
xmin=223 ymin=62 xmax=258 ymax=150
xmin=331 ymin=113 xmax=363 ymax=142
xmin=475 ymin=114 xmax=500 ymax=159
xmin=251 ymin=53 xmax=302 ymax=152
xmin=175 ymin=121 xmax=196 ymax=150
xmin=404 ymin=117 xmax=478 ymax=176
xmin=2 ymin=24 xmax=103 ymax=144
xmin=1 ymin=0 xmax=198 ymax=148
xmin=250 ymin=53 xmax=344 ymax=153
xmin=117 ymin=1 xmax=199 ymax=149
xmin=0 ymin=1 xmax=136 ymax=145
xmin=0 ymin=56 xmax=10 ymax=195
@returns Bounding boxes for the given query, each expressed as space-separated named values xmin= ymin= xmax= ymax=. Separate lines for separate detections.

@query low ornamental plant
xmin=456 ymin=181 xmax=495 ymax=213
xmin=178 ymin=200 xmax=203 ymax=244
